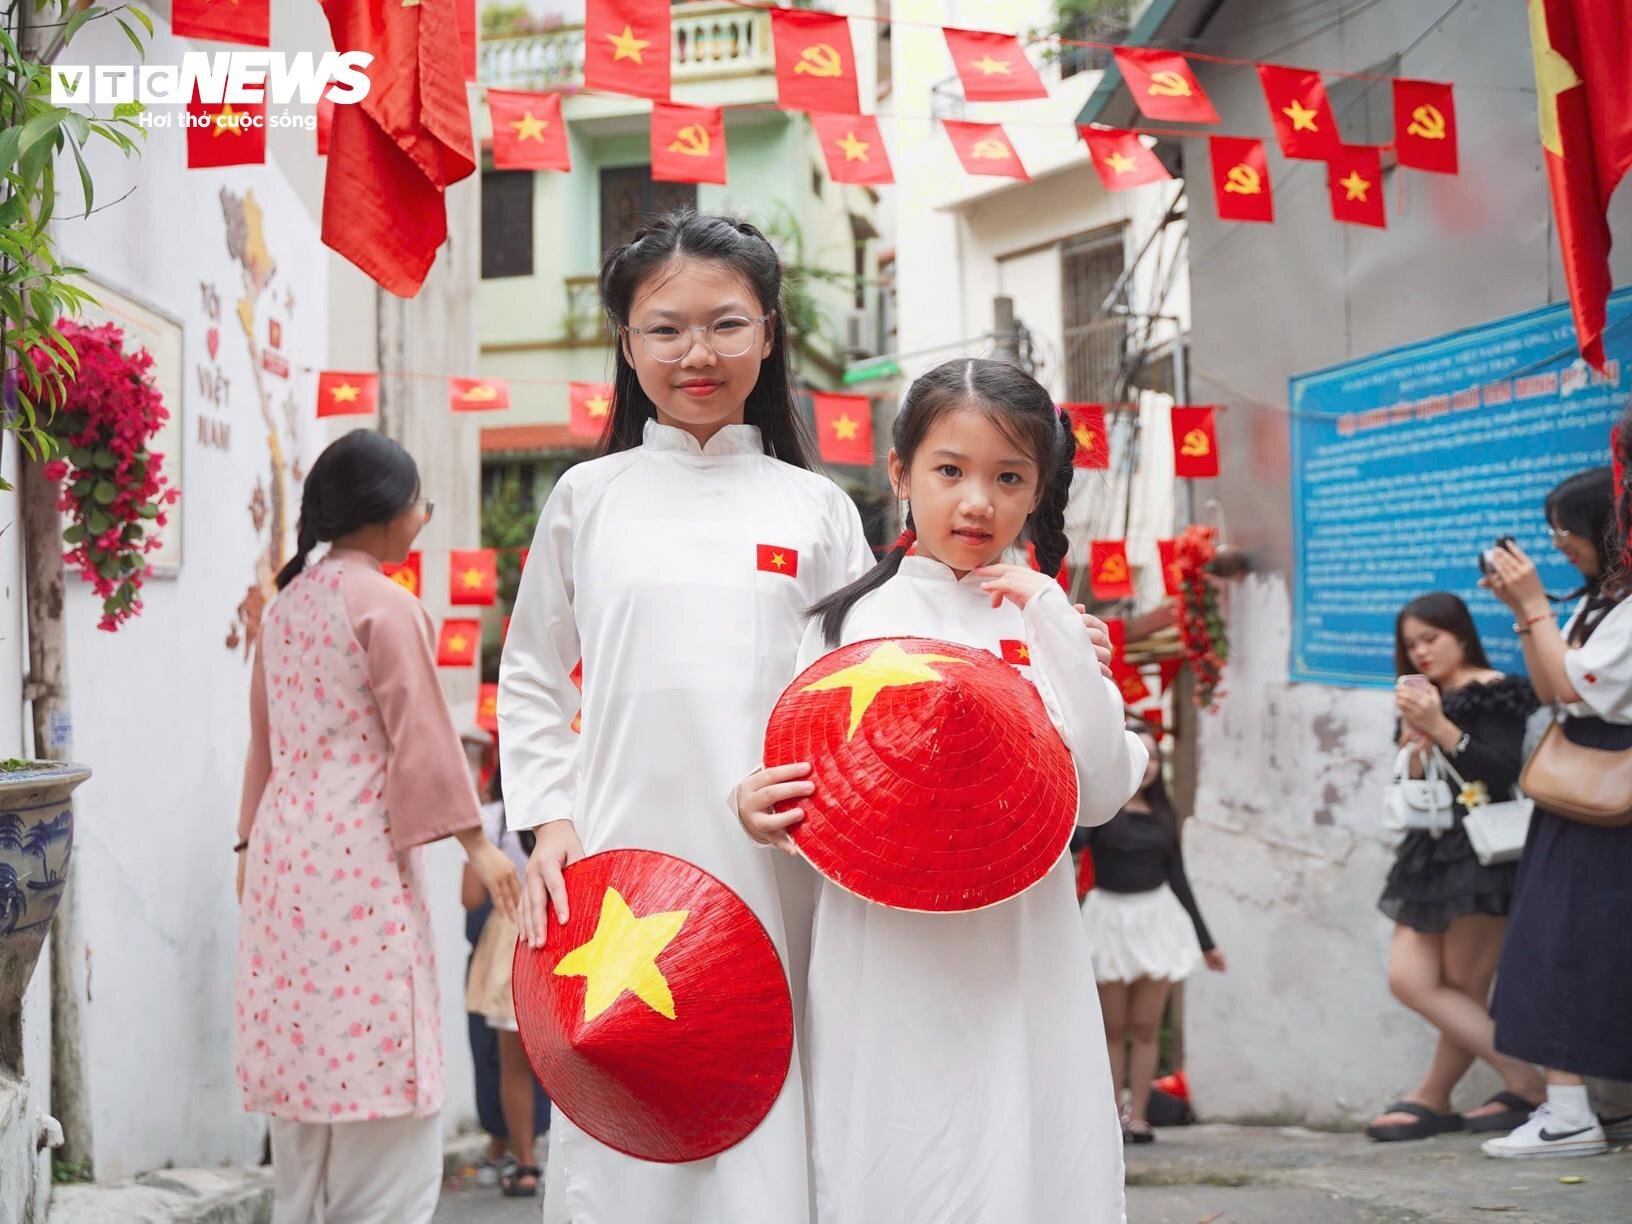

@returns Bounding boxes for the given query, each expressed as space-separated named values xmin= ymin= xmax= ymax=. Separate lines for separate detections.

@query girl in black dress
xmin=1367 ymin=593 xmax=1545 ymax=1141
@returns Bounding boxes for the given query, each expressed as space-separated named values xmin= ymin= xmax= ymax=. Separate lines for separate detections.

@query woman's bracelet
xmin=234 ymin=839 xmax=249 ymax=854
xmin=1513 ymin=611 xmax=1549 ymax=634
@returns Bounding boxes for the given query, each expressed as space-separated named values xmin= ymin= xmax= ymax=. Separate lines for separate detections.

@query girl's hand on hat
xmin=974 ymin=564 xmax=1054 ymax=610
xmin=1074 ymin=605 xmax=1115 ymax=680
xmin=735 ymin=763 xmax=812 ymax=856
xmin=519 ymin=819 xmax=585 ymax=948
xmin=469 ymin=840 xmax=524 ymax=928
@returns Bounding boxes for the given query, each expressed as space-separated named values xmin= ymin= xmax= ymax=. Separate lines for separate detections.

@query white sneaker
xmin=1481 ymin=1103 xmax=1607 ymax=1159
xmin=1600 ymin=1111 xmax=1632 ymax=1144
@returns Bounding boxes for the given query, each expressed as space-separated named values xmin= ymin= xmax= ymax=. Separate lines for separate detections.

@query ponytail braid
xmin=275 ymin=523 xmax=319 ymax=591
xmin=1025 ymin=409 xmax=1076 ymax=580
xmin=808 ymin=509 xmax=916 ymax=647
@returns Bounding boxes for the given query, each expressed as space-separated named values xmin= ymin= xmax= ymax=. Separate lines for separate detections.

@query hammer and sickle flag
xmin=1392 ymin=79 xmax=1459 ymax=175
xmin=771 ymin=9 xmax=859 ymax=113
xmin=1061 ymin=402 xmax=1110 ymax=469
xmin=943 ymin=119 xmax=1029 ymax=180
xmin=1171 ymin=406 xmax=1220 ymax=478
xmin=1208 ymin=136 xmax=1274 ymax=223
xmin=382 ymin=551 xmax=422 ymax=598
xmin=652 ymin=102 xmax=728 ymax=184
xmin=449 ymin=377 xmax=511 ymax=412
xmin=513 ymin=849 xmax=794 ymax=1163
xmin=1113 ymin=47 xmax=1220 ymax=124
xmin=1089 ymin=541 xmax=1135 ymax=600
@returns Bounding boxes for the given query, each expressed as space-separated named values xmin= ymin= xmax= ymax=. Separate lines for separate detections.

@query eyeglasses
xmin=416 ymin=497 xmax=435 ymax=522
xmin=624 ymin=314 xmax=771 ymax=363
xmin=1548 ymin=525 xmax=1573 ymax=543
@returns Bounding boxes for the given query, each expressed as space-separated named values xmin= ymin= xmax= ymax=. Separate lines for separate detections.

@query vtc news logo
xmin=51 ymin=51 xmax=373 ymax=106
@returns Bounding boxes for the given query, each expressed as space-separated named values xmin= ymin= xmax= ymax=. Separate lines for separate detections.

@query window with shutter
xmin=482 ymin=170 xmax=535 ymax=280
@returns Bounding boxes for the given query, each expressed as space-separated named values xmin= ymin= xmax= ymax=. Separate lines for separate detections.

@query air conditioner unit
xmin=844 ymin=311 xmax=871 ymax=359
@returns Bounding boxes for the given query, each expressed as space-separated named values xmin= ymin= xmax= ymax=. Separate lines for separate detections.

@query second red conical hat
xmin=763 ymin=636 xmax=1078 ymax=912
xmin=511 ymin=849 xmax=793 ymax=1163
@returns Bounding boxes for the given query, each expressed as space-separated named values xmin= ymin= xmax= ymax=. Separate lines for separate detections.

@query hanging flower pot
xmin=0 ymin=760 xmax=90 ymax=1071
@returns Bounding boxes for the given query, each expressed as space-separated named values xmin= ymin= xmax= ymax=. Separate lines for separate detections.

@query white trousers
xmin=269 ymin=1113 xmax=442 ymax=1224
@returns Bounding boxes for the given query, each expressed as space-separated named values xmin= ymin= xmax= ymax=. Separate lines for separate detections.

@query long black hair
xmin=1546 ymin=464 xmax=1617 ymax=642
xmin=808 ymin=358 xmax=1075 ymax=646
xmin=1393 ymin=591 xmax=1491 ymax=679
xmin=275 ymin=429 xmax=419 ymax=590
xmin=1607 ymin=400 xmax=1632 ymax=603
xmin=596 ymin=209 xmax=816 ymax=467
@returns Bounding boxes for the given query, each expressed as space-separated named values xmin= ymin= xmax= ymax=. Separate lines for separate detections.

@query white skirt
xmin=1081 ymin=883 xmax=1203 ymax=983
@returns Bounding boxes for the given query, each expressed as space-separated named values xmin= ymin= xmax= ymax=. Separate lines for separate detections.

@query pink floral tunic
xmin=235 ymin=548 xmax=481 ymax=1123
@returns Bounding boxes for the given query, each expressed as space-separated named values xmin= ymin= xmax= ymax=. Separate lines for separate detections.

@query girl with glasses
xmin=498 ymin=210 xmax=873 ymax=1224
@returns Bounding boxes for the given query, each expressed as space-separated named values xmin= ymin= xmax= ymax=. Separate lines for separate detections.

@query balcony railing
xmin=481 ymin=2 xmax=774 ymax=93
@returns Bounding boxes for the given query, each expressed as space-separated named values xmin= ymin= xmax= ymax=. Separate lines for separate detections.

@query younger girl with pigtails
xmin=738 ymin=358 xmax=1146 ymax=1223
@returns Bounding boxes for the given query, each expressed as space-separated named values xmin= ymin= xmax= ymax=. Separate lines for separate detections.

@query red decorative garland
xmin=1173 ymin=524 xmax=1228 ymax=710
xmin=26 ymin=320 xmax=180 ymax=631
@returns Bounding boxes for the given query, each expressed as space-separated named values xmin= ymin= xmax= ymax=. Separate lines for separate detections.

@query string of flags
xmin=176 ymin=0 xmax=1459 ymax=233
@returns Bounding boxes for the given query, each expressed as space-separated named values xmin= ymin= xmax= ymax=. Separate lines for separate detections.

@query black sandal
xmin=1463 ymin=1091 xmax=1540 ymax=1134
xmin=1365 ymin=1100 xmax=1464 ymax=1142
xmin=501 ymin=1165 xmax=541 ymax=1197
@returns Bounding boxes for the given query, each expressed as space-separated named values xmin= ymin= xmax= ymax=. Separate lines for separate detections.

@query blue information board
xmin=1290 ymin=291 xmax=1632 ymax=687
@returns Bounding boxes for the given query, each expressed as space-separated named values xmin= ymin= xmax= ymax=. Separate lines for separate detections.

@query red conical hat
xmin=511 ymin=849 xmax=793 ymax=1163
xmin=763 ymin=636 xmax=1078 ymax=912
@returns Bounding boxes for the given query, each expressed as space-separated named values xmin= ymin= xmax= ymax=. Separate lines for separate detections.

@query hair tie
xmin=892 ymin=528 xmax=916 ymax=553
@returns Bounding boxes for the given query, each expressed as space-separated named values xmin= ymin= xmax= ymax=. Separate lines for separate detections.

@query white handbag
xmin=1462 ymin=790 xmax=1534 ymax=866
xmin=1383 ymin=744 xmax=1456 ymax=835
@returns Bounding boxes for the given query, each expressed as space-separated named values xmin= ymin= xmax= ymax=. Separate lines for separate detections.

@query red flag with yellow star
xmin=763 ymin=637 xmax=1077 ymax=911
xmin=1326 ymin=145 xmax=1386 ymax=228
xmin=1527 ymin=0 xmax=1632 ymax=371
xmin=942 ymin=28 xmax=1048 ymax=102
xmin=756 ymin=544 xmax=799 ymax=578
xmin=449 ymin=377 xmax=511 ymax=412
xmin=489 ymin=89 xmax=571 ymax=172
xmin=942 ymin=119 xmax=1028 ymax=180
xmin=382 ymin=551 xmax=422 ymax=598
xmin=999 ymin=639 xmax=1033 ymax=666
xmin=1111 ymin=659 xmax=1152 ymax=705
xmin=186 ymin=96 xmax=266 ymax=167
xmin=585 ymin=0 xmax=670 ymax=101
xmin=1113 ymin=47 xmax=1219 ymax=124
xmin=1392 ymin=79 xmax=1458 ymax=174
xmin=477 ymin=683 xmax=499 ymax=733
xmin=811 ymin=113 xmax=894 ymax=185
xmin=1157 ymin=538 xmax=1182 ymax=596
xmin=771 ymin=10 xmax=859 ymax=114
xmin=1089 ymin=540 xmax=1134 ymax=599
xmin=437 ymin=619 xmax=481 ymax=667
xmin=1209 ymin=136 xmax=1275 ymax=223
xmin=512 ymin=849 xmax=793 ymax=1162
xmin=1172 ymin=405 xmax=1221 ymax=478
xmin=569 ymin=382 xmax=614 ymax=440
xmin=1062 ymin=403 xmax=1110 ymax=469
xmin=1081 ymin=127 xmax=1170 ymax=191
xmin=450 ymin=549 xmax=498 ymax=606
xmin=813 ymin=392 xmax=873 ymax=465
xmin=172 ymin=0 xmax=269 ymax=46
xmin=652 ymin=102 xmax=727 ymax=184
xmin=315 ymin=371 xmax=377 ymax=418
xmin=1257 ymin=64 xmax=1341 ymax=161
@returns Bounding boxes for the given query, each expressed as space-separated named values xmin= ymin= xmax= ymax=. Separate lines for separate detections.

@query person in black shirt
xmin=1079 ymin=724 xmax=1224 ymax=1143
xmin=1367 ymin=592 xmax=1546 ymax=1143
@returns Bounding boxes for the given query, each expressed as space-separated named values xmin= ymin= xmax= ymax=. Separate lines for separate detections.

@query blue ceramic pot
xmin=0 ymin=761 xmax=90 ymax=1070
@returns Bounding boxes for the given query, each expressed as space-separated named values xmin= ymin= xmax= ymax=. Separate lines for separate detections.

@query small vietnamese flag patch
xmin=999 ymin=639 xmax=1032 ymax=666
xmin=382 ymin=551 xmax=422 ymax=597
xmin=756 ymin=544 xmax=799 ymax=577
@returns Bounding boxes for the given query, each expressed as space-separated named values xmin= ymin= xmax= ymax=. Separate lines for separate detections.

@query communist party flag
xmin=652 ymin=103 xmax=727 ymax=184
xmin=569 ymin=382 xmax=614 ymax=440
xmin=316 ymin=371 xmax=377 ymax=418
xmin=319 ymin=0 xmax=475 ymax=298
xmin=813 ymin=392 xmax=874 ymax=466
xmin=1111 ymin=660 xmax=1151 ymax=706
xmin=811 ymin=113 xmax=894 ymax=185
xmin=1089 ymin=540 xmax=1134 ymax=599
xmin=1080 ymin=127 xmax=1170 ymax=191
xmin=1257 ymin=64 xmax=1342 ymax=161
xmin=437 ymin=619 xmax=481 ymax=667
xmin=1327 ymin=145 xmax=1386 ymax=229
xmin=489 ymin=90 xmax=571 ymax=172
xmin=477 ymin=683 xmax=500 ymax=733
xmin=186 ymin=97 xmax=266 ymax=167
xmin=382 ymin=552 xmax=422 ymax=597
xmin=1156 ymin=539 xmax=1182 ymax=596
xmin=943 ymin=28 xmax=1048 ymax=102
xmin=316 ymin=97 xmax=335 ymax=156
xmin=1393 ymin=79 xmax=1458 ymax=174
xmin=1113 ymin=47 xmax=1219 ymax=124
xmin=1062 ymin=403 xmax=1110 ymax=469
xmin=943 ymin=120 xmax=1028 ymax=180
xmin=771 ymin=9 xmax=859 ymax=114
xmin=1209 ymin=136 xmax=1274 ymax=223
xmin=1172 ymin=406 xmax=1220 ymax=477
xmin=450 ymin=377 xmax=511 ymax=411
xmin=585 ymin=0 xmax=670 ymax=102
xmin=172 ymin=0 xmax=269 ymax=46
xmin=1527 ymin=0 xmax=1632 ymax=371
xmin=450 ymin=549 xmax=499 ymax=606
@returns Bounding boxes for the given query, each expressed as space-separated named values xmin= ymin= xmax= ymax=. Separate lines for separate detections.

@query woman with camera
xmin=1367 ymin=594 xmax=1544 ymax=1142
xmin=1481 ymin=457 xmax=1632 ymax=1160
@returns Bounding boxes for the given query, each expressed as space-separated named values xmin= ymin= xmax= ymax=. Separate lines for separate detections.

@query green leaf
xmin=112 ymin=101 xmax=145 ymax=120
xmin=128 ymin=6 xmax=155 ymax=35
xmin=62 ymin=522 xmax=86 ymax=544
xmin=68 ymin=138 xmax=93 ymax=215
xmin=92 ymin=450 xmax=116 ymax=470
xmin=0 ymin=125 xmax=21 ymax=174
xmin=137 ymin=504 xmax=158 ymax=519
xmin=88 ymin=510 xmax=111 ymax=534
xmin=64 ymin=7 xmax=106 ymax=47
xmin=113 ymin=15 xmax=144 ymax=56
xmin=93 ymin=480 xmax=116 ymax=505
xmin=16 ymin=108 xmax=66 ymax=161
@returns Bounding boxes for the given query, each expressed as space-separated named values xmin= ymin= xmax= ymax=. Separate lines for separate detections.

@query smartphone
xmin=1398 ymin=674 xmax=1431 ymax=692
